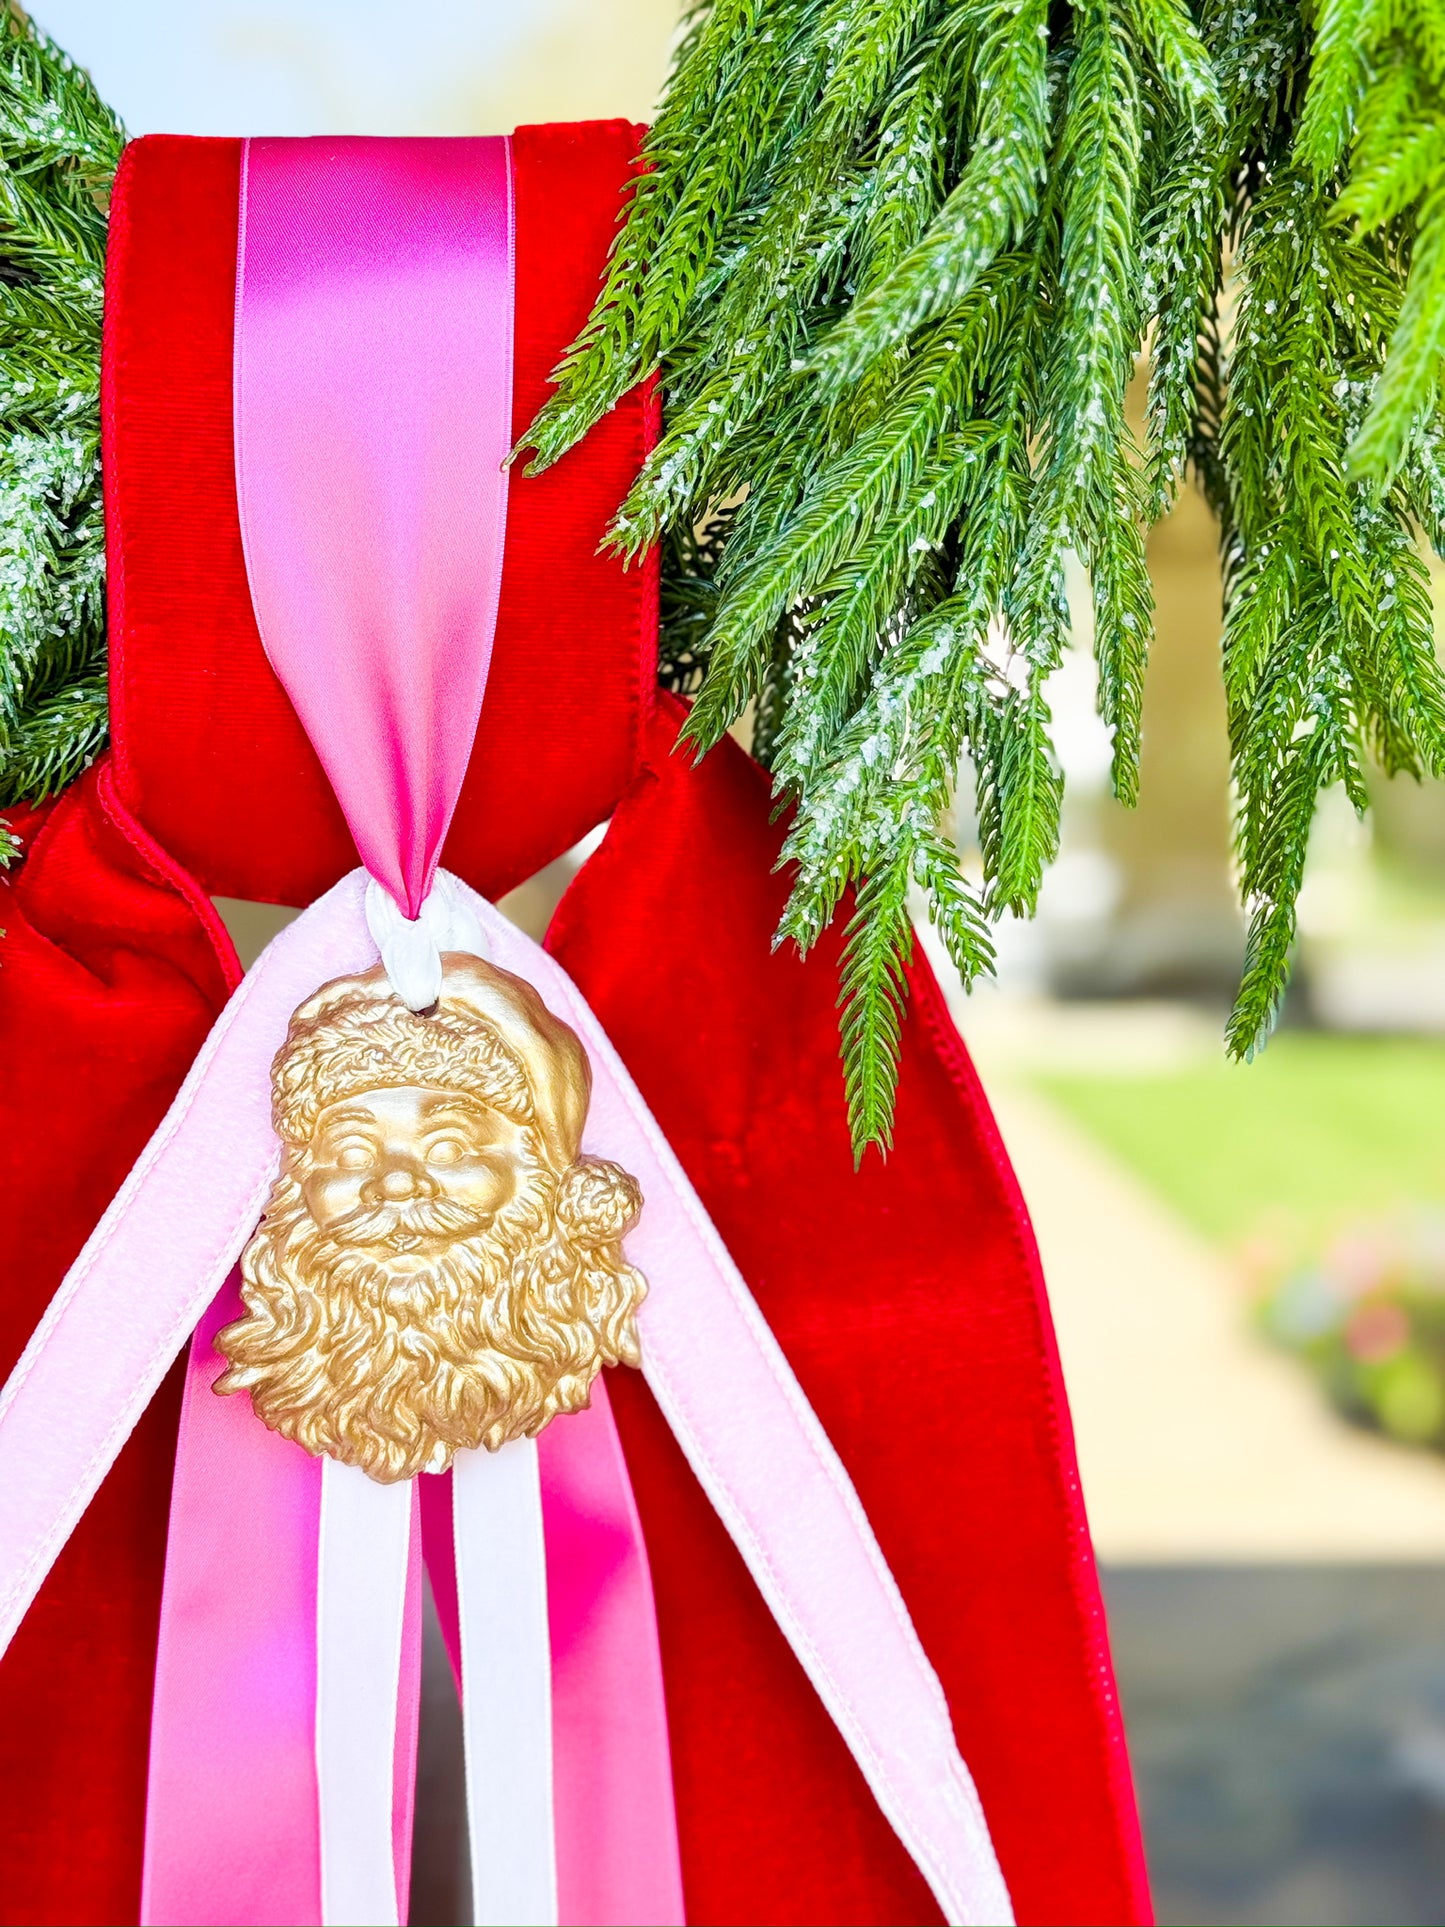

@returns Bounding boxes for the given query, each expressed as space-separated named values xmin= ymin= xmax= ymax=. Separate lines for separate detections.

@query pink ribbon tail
xmin=540 ymin=1382 xmax=684 ymax=1927
xmin=142 ymin=1278 xmax=324 ymax=1927
xmin=424 ymin=1386 xmax=685 ymax=1927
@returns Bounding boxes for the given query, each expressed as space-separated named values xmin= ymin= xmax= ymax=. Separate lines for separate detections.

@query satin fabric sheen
xmin=227 ymin=133 xmax=515 ymax=1924
xmin=142 ymin=1283 xmax=323 ymax=1926
xmin=537 ymin=1384 xmax=684 ymax=1927
xmin=105 ymin=130 xmax=656 ymax=912
xmin=234 ymin=137 xmax=514 ymax=918
xmin=419 ymin=1386 xmax=686 ymax=1927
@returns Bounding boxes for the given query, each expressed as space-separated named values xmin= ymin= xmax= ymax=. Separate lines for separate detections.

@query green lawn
xmin=1034 ymin=1034 xmax=1445 ymax=1246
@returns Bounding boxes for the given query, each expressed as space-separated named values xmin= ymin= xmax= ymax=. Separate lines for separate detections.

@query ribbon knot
xmin=364 ymin=871 xmax=490 ymax=1010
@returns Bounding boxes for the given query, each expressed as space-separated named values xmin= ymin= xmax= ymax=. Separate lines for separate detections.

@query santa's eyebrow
xmin=318 ymin=1107 xmax=381 ymax=1130
xmin=420 ymin=1096 xmax=491 ymax=1123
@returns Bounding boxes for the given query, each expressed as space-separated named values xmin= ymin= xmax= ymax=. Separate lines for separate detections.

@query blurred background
xmin=38 ymin=2 xmax=1445 ymax=1921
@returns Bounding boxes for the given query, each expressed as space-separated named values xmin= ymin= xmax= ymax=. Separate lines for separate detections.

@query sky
xmin=31 ymin=0 xmax=673 ymax=136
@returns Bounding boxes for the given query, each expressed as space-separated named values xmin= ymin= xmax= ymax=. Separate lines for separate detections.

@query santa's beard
xmin=216 ymin=1164 xmax=643 ymax=1481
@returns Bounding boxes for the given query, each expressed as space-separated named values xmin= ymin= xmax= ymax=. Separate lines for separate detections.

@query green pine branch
xmin=0 ymin=3 xmax=120 ymax=812
xmin=516 ymin=0 xmax=1445 ymax=1156
xmin=1300 ymin=0 xmax=1445 ymax=484
xmin=2 ymin=2 xmax=1445 ymax=1161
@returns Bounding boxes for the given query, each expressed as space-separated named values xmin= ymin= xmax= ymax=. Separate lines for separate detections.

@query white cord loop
xmin=364 ymin=869 xmax=490 ymax=1009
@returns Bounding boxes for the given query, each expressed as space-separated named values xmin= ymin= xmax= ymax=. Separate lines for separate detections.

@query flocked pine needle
xmin=2 ymin=1 xmax=1445 ymax=1156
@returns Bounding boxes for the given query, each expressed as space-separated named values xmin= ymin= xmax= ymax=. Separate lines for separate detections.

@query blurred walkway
xmin=976 ymin=1065 xmax=1445 ymax=1561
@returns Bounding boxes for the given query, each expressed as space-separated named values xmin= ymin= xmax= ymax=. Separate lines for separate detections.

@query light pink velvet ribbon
xmin=0 ymin=131 xmax=1015 ymax=1927
xmin=0 ymin=871 xmax=1014 ymax=1924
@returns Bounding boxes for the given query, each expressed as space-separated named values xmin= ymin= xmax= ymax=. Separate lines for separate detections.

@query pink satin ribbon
xmin=234 ymin=136 xmax=513 ymax=918
xmin=421 ymin=1385 xmax=683 ymax=1927
xmin=539 ymin=1386 xmax=682 ymax=1927
xmin=143 ymin=135 xmax=681 ymax=1924
xmin=143 ymin=1282 xmax=323 ymax=1925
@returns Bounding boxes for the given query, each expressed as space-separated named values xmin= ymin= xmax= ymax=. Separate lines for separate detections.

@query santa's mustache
xmin=324 ymin=1194 xmax=483 ymax=1249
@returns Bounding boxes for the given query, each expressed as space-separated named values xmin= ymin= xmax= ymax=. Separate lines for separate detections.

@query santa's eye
xmin=333 ymin=1141 xmax=375 ymax=1172
xmin=426 ymin=1135 xmax=470 ymax=1166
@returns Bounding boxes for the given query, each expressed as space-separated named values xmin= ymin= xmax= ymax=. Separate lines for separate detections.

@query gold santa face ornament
xmin=215 ymin=953 xmax=646 ymax=1482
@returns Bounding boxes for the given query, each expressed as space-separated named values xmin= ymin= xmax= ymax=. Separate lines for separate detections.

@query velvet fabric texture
xmin=0 ymin=767 xmax=238 ymax=1926
xmin=105 ymin=125 xmax=656 ymax=908
xmin=549 ymin=700 xmax=1150 ymax=1927
xmin=0 ymin=123 xmax=1151 ymax=1926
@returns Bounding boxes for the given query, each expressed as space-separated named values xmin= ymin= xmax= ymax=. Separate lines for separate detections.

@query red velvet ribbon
xmin=0 ymin=124 xmax=1153 ymax=1927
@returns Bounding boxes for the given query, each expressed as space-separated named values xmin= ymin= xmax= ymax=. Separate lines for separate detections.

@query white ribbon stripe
xmin=316 ymin=1460 xmax=413 ymax=1927
xmin=454 ymin=1438 xmax=558 ymax=1927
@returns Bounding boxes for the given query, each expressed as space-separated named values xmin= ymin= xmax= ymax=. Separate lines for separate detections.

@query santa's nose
xmin=377 ymin=1165 xmax=423 ymax=1201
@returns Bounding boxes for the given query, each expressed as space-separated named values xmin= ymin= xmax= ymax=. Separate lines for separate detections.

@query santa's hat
xmin=272 ymin=953 xmax=591 ymax=1173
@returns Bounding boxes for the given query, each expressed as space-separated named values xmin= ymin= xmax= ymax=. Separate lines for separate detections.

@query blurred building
xmin=32 ymin=0 xmax=675 ymax=136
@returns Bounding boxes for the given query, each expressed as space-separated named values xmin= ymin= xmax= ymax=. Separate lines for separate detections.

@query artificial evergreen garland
xmin=524 ymin=0 xmax=1445 ymax=1149
xmin=0 ymin=2 xmax=1443 ymax=1151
